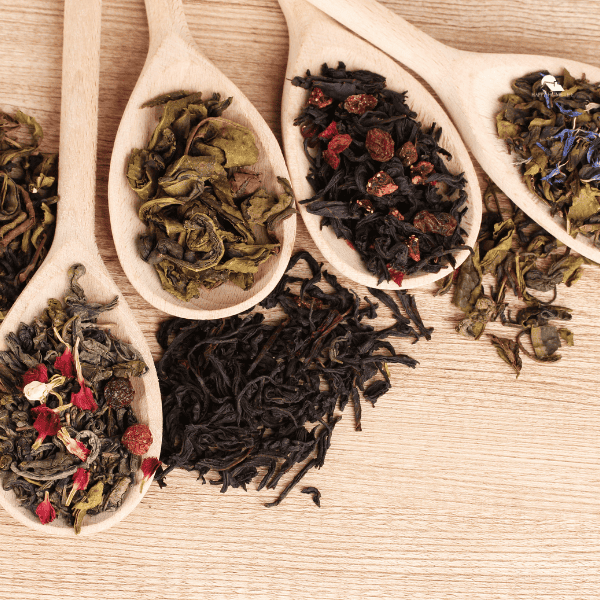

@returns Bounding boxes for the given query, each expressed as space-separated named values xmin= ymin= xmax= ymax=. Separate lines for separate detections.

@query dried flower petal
xmin=31 ymin=405 xmax=61 ymax=450
xmin=54 ymin=347 xmax=75 ymax=379
xmin=57 ymin=427 xmax=90 ymax=462
xmin=35 ymin=491 xmax=56 ymax=525
xmin=71 ymin=386 xmax=98 ymax=412
xmin=397 ymin=141 xmax=418 ymax=166
xmin=366 ymin=171 xmax=398 ymax=197
xmin=413 ymin=210 xmax=458 ymax=236
xmin=140 ymin=456 xmax=162 ymax=492
xmin=407 ymin=235 xmax=420 ymax=261
xmin=365 ymin=128 xmax=394 ymax=162
xmin=22 ymin=364 xmax=48 ymax=387
xmin=389 ymin=208 xmax=404 ymax=221
xmin=387 ymin=265 xmax=405 ymax=287
xmin=318 ymin=121 xmax=339 ymax=140
xmin=308 ymin=87 xmax=333 ymax=108
xmin=66 ymin=467 xmax=90 ymax=506
xmin=122 ymin=424 xmax=153 ymax=456
xmin=72 ymin=337 xmax=97 ymax=411
xmin=344 ymin=94 xmax=377 ymax=115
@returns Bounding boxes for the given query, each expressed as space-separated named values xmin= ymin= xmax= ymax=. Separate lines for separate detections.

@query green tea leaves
xmin=126 ymin=91 xmax=295 ymax=300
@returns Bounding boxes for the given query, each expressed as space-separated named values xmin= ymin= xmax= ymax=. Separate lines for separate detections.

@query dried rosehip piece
xmin=308 ymin=87 xmax=333 ymax=108
xmin=397 ymin=141 xmax=418 ymax=166
xmin=122 ymin=423 xmax=153 ymax=456
xmin=365 ymin=128 xmax=394 ymax=162
xmin=344 ymin=94 xmax=377 ymax=115
xmin=366 ymin=171 xmax=398 ymax=197
xmin=413 ymin=210 xmax=458 ymax=236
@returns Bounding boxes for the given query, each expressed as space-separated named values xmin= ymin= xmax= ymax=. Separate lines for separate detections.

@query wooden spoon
xmin=304 ymin=0 xmax=600 ymax=263
xmin=0 ymin=0 xmax=162 ymax=536
xmin=108 ymin=0 xmax=296 ymax=319
xmin=279 ymin=0 xmax=481 ymax=289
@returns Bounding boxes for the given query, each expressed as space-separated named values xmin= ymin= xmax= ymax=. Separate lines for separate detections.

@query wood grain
xmin=0 ymin=0 xmax=599 ymax=597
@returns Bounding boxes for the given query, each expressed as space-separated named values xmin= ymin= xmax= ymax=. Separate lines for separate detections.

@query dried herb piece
xmin=0 ymin=265 xmax=151 ymax=533
xmin=496 ymin=69 xmax=600 ymax=244
xmin=127 ymin=91 xmax=295 ymax=301
xmin=0 ymin=109 xmax=59 ymax=321
xmin=292 ymin=62 xmax=470 ymax=285
xmin=440 ymin=180 xmax=593 ymax=376
xmin=155 ymin=251 xmax=429 ymax=506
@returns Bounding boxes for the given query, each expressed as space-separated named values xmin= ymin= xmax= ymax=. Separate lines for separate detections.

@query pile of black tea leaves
xmin=291 ymin=62 xmax=470 ymax=286
xmin=435 ymin=180 xmax=592 ymax=377
xmin=0 ymin=109 xmax=59 ymax=322
xmin=0 ymin=265 xmax=155 ymax=533
xmin=155 ymin=251 xmax=432 ymax=507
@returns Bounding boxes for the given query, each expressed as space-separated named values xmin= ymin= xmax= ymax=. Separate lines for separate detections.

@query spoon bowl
xmin=0 ymin=0 xmax=162 ymax=536
xmin=279 ymin=0 xmax=482 ymax=289
xmin=305 ymin=0 xmax=600 ymax=263
xmin=108 ymin=0 xmax=296 ymax=319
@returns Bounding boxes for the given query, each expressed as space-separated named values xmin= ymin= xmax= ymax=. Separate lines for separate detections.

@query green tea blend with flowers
xmin=0 ymin=265 xmax=155 ymax=533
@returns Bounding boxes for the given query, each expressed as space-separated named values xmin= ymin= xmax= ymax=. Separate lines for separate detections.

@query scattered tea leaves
xmin=438 ymin=180 xmax=594 ymax=376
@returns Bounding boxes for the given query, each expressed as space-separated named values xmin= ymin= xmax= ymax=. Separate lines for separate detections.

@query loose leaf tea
xmin=436 ymin=180 xmax=591 ymax=376
xmin=0 ymin=265 xmax=151 ymax=533
xmin=496 ymin=69 xmax=600 ymax=243
xmin=0 ymin=109 xmax=58 ymax=321
xmin=126 ymin=91 xmax=295 ymax=301
xmin=292 ymin=62 xmax=470 ymax=286
xmin=155 ymin=251 xmax=430 ymax=506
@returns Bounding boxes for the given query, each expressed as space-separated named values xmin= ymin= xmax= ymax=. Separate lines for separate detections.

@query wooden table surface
xmin=1 ymin=1 xmax=600 ymax=598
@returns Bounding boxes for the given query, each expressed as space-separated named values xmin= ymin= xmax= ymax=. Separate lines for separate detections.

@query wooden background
xmin=1 ymin=1 xmax=600 ymax=598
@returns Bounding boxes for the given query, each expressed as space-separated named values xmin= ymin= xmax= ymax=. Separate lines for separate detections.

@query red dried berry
xmin=122 ymin=424 xmax=153 ymax=456
xmin=413 ymin=210 xmax=457 ymax=237
xmin=366 ymin=171 xmax=398 ymax=197
xmin=365 ymin=128 xmax=394 ymax=162
xmin=323 ymin=149 xmax=340 ymax=169
xmin=344 ymin=94 xmax=377 ymax=115
xmin=104 ymin=377 xmax=135 ymax=409
xmin=328 ymin=134 xmax=352 ymax=154
xmin=397 ymin=141 xmax=418 ymax=166
xmin=308 ymin=87 xmax=333 ymax=108
xmin=318 ymin=121 xmax=339 ymax=140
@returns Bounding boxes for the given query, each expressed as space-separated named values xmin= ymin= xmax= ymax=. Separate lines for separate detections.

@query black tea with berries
xmin=292 ymin=62 xmax=471 ymax=287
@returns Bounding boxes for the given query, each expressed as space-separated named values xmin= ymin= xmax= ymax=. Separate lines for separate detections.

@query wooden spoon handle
xmin=54 ymin=0 xmax=102 ymax=250
xmin=145 ymin=0 xmax=195 ymax=57
xmin=302 ymin=0 xmax=463 ymax=87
